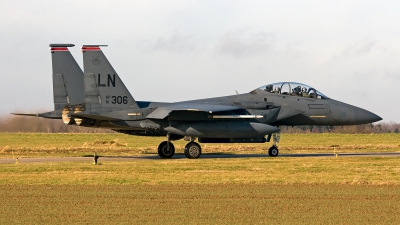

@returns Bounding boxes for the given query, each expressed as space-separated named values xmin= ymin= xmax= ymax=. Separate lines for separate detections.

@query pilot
xmin=293 ymin=86 xmax=301 ymax=96
xmin=265 ymin=84 xmax=273 ymax=92
xmin=307 ymin=88 xmax=316 ymax=98
xmin=274 ymin=87 xmax=280 ymax=93
xmin=301 ymin=87 xmax=310 ymax=98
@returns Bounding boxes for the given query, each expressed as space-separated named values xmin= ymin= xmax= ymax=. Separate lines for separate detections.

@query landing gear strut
xmin=157 ymin=134 xmax=203 ymax=159
xmin=268 ymin=132 xmax=280 ymax=157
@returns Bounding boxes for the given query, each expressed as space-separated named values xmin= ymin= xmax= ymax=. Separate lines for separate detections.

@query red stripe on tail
xmin=50 ymin=47 xmax=69 ymax=52
xmin=81 ymin=46 xmax=101 ymax=51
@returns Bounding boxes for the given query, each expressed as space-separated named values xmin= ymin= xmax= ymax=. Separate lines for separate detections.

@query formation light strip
xmin=211 ymin=115 xmax=264 ymax=119
xmin=128 ymin=113 xmax=142 ymax=116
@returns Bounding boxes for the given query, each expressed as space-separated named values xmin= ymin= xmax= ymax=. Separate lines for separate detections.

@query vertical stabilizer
xmin=50 ymin=44 xmax=85 ymax=110
xmin=81 ymin=45 xmax=139 ymax=111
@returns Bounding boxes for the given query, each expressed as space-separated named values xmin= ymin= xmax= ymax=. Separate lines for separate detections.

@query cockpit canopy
xmin=257 ymin=82 xmax=330 ymax=99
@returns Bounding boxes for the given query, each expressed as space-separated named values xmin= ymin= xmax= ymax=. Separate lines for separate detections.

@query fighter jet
xmin=13 ymin=44 xmax=382 ymax=159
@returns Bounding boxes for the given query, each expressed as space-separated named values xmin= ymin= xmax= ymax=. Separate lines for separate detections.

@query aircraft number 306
xmin=111 ymin=96 xmax=128 ymax=104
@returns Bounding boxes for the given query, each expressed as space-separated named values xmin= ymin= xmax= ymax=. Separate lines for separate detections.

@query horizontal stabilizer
xmin=11 ymin=113 xmax=39 ymax=117
xmin=12 ymin=111 xmax=62 ymax=119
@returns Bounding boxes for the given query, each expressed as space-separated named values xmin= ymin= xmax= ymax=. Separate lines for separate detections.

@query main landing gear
xmin=157 ymin=135 xmax=202 ymax=159
xmin=158 ymin=132 xmax=280 ymax=158
xmin=184 ymin=142 xmax=202 ymax=159
xmin=158 ymin=141 xmax=175 ymax=158
xmin=268 ymin=132 xmax=280 ymax=157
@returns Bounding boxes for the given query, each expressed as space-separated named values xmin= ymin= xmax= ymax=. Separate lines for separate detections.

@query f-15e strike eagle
xmin=13 ymin=44 xmax=382 ymax=159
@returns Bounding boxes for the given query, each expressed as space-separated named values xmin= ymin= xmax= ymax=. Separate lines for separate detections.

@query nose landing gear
xmin=268 ymin=146 xmax=279 ymax=157
xmin=268 ymin=132 xmax=280 ymax=157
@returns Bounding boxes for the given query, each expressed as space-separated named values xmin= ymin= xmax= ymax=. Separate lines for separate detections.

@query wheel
xmin=158 ymin=141 xmax=175 ymax=158
xmin=268 ymin=146 xmax=279 ymax=157
xmin=184 ymin=142 xmax=202 ymax=159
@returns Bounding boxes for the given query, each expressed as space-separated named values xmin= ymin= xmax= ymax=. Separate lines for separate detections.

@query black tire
xmin=158 ymin=141 xmax=175 ymax=158
xmin=268 ymin=146 xmax=279 ymax=157
xmin=184 ymin=142 xmax=202 ymax=159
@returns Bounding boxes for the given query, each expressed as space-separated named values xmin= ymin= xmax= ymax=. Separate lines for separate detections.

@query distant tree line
xmin=0 ymin=115 xmax=114 ymax=133
xmin=0 ymin=115 xmax=399 ymax=134
xmin=283 ymin=123 xmax=400 ymax=134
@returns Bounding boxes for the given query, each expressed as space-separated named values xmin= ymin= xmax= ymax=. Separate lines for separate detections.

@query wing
xmin=146 ymin=103 xmax=243 ymax=119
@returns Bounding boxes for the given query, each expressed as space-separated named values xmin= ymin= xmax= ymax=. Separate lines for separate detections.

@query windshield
xmin=257 ymin=82 xmax=330 ymax=99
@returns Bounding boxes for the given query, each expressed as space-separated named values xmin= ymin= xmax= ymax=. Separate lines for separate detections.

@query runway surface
xmin=1 ymin=152 xmax=400 ymax=164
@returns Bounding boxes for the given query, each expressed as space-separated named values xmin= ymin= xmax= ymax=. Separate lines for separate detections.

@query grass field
xmin=1 ymin=184 xmax=400 ymax=224
xmin=1 ymin=157 xmax=400 ymax=185
xmin=1 ymin=133 xmax=400 ymax=224
xmin=1 ymin=133 xmax=399 ymax=157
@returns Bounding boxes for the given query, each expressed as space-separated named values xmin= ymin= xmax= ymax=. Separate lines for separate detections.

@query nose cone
xmin=349 ymin=106 xmax=382 ymax=124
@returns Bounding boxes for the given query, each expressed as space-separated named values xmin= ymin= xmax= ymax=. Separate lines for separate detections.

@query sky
xmin=1 ymin=0 xmax=399 ymax=122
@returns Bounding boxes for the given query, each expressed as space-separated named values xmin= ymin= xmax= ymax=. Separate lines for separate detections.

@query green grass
xmin=1 ymin=133 xmax=399 ymax=158
xmin=1 ymin=157 xmax=400 ymax=185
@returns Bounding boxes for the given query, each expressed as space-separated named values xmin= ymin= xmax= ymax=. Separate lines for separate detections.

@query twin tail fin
xmin=81 ymin=45 xmax=140 ymax=111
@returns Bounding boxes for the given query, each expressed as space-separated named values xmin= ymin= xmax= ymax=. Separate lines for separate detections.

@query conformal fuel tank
xmin=164 ymin=121 xmax=279 ymax=138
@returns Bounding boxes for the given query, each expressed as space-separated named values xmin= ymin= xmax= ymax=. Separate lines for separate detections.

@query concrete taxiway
xmin=1 ymin=152 xmax=399 ymax=164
